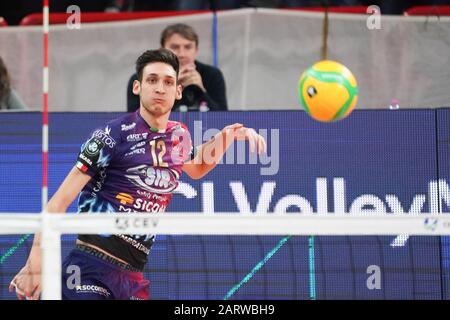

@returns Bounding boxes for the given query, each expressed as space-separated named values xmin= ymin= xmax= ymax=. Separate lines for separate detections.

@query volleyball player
xmin=9 ymin=48 xmax=266 ymax=300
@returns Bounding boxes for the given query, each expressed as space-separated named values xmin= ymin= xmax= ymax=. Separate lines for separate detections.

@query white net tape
xmin=1 ymin=212 xmax=449 ymax=299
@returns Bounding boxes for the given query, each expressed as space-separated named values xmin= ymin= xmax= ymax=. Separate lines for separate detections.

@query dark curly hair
xmin=135 ymin=48 xmax=179 ymax=82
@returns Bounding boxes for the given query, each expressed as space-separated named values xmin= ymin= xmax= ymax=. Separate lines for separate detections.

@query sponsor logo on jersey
xmin=121 ymin=122 xmax=136 ymax=131
xmin=130 ymin=141 xmax=146 ymax=150
xmin=78 ymin=137 xmax=104 ymax=170
xmin=81 ymin=137 xmax=103 ymax=156
xmin=116 ymin=192 xmax=167 ymax=212
xmin=119 ymin=203 xmax=166 ymax=213
xmin=134 ymin=198 xmax=166 ymax=212
xmin=92 ymin=169 xmax=107 ymax=193
xmin=93 ymin=127 xmax=116 ymax=148
xmin=78 ymin=153 xmax=93 ymax=166
xmin=151 ymin=135 xmax=163 ymax=141
xmin=137 ymin=189 xmax=165 ymax=201
xmin=127 ymin=132 xmax=148 ymax=142
xmin=75 ymin=285 xmax=111 ymax=297
xmin=85 ymin=139 xmax=101 ymax=156
xmin=115 ymin=192 xmax=134 ymax=205
xmin=125 ymin=148 xmax=146 ymax=157
xmin=125 ymin=165 xmax=178 ymax=194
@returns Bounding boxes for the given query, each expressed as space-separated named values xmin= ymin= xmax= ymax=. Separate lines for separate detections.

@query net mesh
xmin=0 ymin=231 xmax=447 ymax=300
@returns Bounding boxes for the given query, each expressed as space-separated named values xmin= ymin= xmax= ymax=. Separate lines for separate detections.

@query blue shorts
xmin=61 ymin=246 xmax=150 ymax=300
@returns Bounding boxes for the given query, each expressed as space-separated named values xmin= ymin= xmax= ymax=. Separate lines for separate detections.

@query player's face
xmin=134 ymin=62 xmax=182 ymax=116
xmin=163 ymin=33 xmax=198 ymax=68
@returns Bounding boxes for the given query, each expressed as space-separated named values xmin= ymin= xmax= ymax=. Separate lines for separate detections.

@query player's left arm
xmin=182 ymin=123 xmax=266 ymax=180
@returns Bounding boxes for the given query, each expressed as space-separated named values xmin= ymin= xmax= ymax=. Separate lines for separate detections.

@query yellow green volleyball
xmin=298 ymin=60 xmax=359 ymax=122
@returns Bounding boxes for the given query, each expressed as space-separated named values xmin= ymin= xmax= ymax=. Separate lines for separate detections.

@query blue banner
xmin=0 ymin=110 xmax=449 ymax=299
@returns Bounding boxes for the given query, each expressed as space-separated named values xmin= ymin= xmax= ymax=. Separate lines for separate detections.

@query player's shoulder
xmin=167 ymin=120 xmax=190 ymax=133
xmin=89 ymin=112 xmax=137 ymax=143
xmin=106 ymin=112 xmax=139 ymax=133
xmin=107 ymin=112 xmax=137 ymax=131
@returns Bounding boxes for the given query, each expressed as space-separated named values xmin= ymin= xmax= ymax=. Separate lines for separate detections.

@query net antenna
xmin=41 ymin=0 xmax=58 ymax=300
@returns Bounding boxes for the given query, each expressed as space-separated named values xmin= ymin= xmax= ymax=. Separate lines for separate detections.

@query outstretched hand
xmin=9 ymin=264 xmax=41 ymax=300
xmin=222 ymin=123 xmax=267 ymax=154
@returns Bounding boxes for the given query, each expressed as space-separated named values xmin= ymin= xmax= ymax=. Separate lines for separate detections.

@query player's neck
xmin=139 ymin=107 xmax=170 ymax=131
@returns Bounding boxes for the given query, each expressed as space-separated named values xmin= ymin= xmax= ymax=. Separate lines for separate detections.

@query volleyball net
xmin=1 ymin=212 xmax=450 ymax=300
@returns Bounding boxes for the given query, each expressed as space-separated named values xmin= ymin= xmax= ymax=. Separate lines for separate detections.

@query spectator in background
xmin=0 ymin=57 xmax=27 ymax=111
xmin=127 ymin=23 xmax=228 ymax=112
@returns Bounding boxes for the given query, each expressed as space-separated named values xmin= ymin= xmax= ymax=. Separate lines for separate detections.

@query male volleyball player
xmin=9 ymin=48 xmax=266 ymax=300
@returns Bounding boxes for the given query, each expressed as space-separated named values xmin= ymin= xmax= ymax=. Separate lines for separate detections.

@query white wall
xmin=1 ymin=8 xmax=449 ymax=111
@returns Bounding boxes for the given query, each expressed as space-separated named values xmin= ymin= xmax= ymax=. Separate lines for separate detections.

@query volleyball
xmin=298 ymin=60 xmax=358 ymax=122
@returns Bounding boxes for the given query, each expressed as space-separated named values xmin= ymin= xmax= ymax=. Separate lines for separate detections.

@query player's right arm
xmin=47 ymin=166 xmax=92 ymax=213
xmin=9 ymin=166 xmax=92 ymax=300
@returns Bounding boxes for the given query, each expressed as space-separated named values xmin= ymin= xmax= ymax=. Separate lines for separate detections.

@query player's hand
xmin=9 ymin=264 xmax=41 ymax=300
xmin=179 ymin=64 xmax=205 ymax=91
xmin=222 ymin=123 xmax=267 ymax=154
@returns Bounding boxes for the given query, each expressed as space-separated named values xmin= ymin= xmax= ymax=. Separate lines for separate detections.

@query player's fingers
xmin=259 ymin=134 xmax=267 ymax=154
xmin=24 ymin=288 xmax=34 ymax=300
xmin=31 ymin=284 xmax=41 ymax=300
xmin=8 ymin=278 xmax=17 ymax=292
xmin=228 ymin=123 xmax=243 ymax=130
xmin=253 ymin=133 xmax=262 ymax=154
xmin=256 ymin=135 xmax=263 ymax=154
xmin=250 ymin=131 xmax=260 ymax=153
xmin=251 ymin=131 xmax=263 ymax=154
xmin=10 ymin=276 xmax=26 ymax=299
xmin=224 ymin=124 xmax=243 ymax=138
xmin=248 ymin=133 xmax=256 ymax=153
xmin=249 ymin=139 xmax=255 ymax=153
xmin=14 ymin=285 xmax=25 ymax=300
